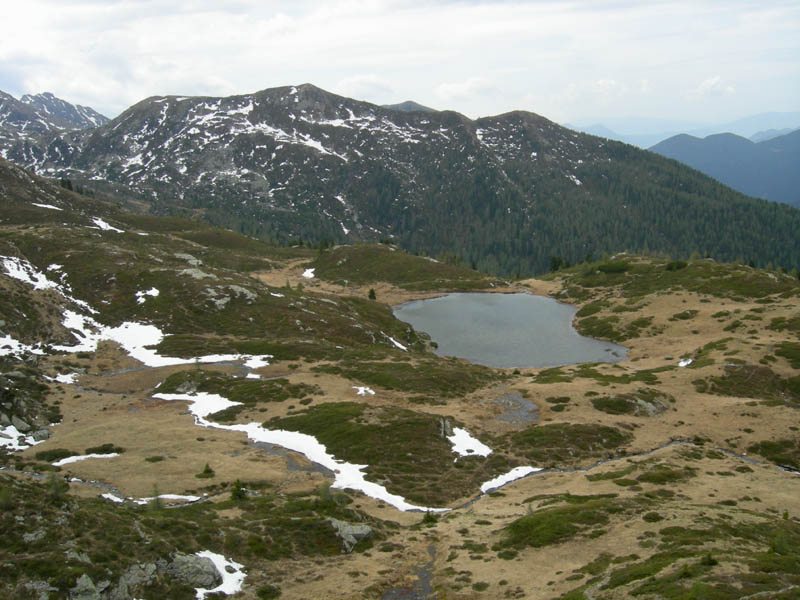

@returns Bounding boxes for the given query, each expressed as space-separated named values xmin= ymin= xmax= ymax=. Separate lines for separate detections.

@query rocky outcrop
xmin=108 ymin=563 xmax=158 ymax=600
xmin=166 ymin=553 xmax=222 ymax=588
xmin=11 ymin=414 xmax=30 ymax=432
xmin=69 ymin=574 xmax=101 ymax=600
xmin=327 ymin=517 xmax=372 ymax=553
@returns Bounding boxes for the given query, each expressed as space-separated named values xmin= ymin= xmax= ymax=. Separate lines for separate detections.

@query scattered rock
xmin=24 ymin=580 xmax=57 ymax=600
xmin=32 ymin=428 xmax=50 ymax=441
xmin=109 ymin=563 xmax=157 ymax=600
xmin=439 ymin=418 xmax=453 ymax=438
xmin=69 ymin=573 xmax=101 ymax=600
xmin=167 ymin=553 xmax=222 ymax=588
xmin=175 ymin=381 xmax=197 ymax=394
xmin=11 ymin=415 xmax=30 ymax=433
xmin=0 ymin=413 xmax=9 ymax=426
xmin=174 ymin=252 xmax=202 ymax=266
xmin=65 ymin=549 xmax=91 ymax=564
xmin=23 ymin=529 xmax=46 ymax=543
xmin=327 ymin=517 xmax=372 ymax=553
xmin=228 ymin=285 xmax=257 ymax=301
xmin=179 ymin=268 xmax=217 ymax=280
xmin=5 ymin=370 xmax=26 ymax=380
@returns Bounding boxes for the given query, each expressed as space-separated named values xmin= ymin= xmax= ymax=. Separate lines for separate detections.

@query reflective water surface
xmin=394 ymin=292 xmax=627 ymax=368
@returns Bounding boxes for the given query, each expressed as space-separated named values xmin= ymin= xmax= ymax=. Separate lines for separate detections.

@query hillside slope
xmin=3 ymin=83 xmax=799 ymax=275
xmin=2 ymin=160 xmax=800 ymax=599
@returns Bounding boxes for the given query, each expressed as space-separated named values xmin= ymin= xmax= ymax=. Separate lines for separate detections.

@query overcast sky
xmin=2 ymin=0 xmax=798 ymax=127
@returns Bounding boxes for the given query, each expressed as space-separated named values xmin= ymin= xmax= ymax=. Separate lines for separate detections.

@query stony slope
xmin=4 ymin=83 xmax=800 ymax=275
xmin=0 ymin=89 xmax=108 ymax=180
xmin=2 ymin=161 xmax=800 ymax=599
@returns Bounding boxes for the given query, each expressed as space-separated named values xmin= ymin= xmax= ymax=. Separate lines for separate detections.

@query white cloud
xmin=333 ymin=75 xmax=394 ymax=103
xmin=0 ymin=1 xmax=795 ymax=123
xmin=435 ymin=77 xmax=496 ymax=102
xmin=686 ymin=76 xmax=736 ymax=99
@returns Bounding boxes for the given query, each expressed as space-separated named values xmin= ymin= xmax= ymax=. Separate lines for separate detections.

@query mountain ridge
xmin=650 ymin=129 xmax=800 ymax=208
xmin=1 ymin=83 xmax=799 ymax=275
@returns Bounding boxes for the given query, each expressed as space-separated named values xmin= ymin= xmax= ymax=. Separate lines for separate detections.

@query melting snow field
xmin=52 ymin=453 xmax=119 ymax=467
xmin=352 ymin=386 xmax=375 ymax=396
xmin=31 ymin=202 xmax=63 ymax=211
xmin=91 ymin=217 xmax=125 ymax=233
xmin=1 ymin=255 xmax=271 ymax=369
xmin=302 ymin=267 xmax=315 ymax=279
xmin=480 ymin=466 xmax=542 ymax=493
xmin=44 ymin=372 xmax=79 ymax=384
xmin=447 ymin=427 xmax=492 ymax=459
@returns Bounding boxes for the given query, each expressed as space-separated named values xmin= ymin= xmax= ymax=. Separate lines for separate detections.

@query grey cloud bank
xmin=1 ymin=1 xmax=797 ymax=125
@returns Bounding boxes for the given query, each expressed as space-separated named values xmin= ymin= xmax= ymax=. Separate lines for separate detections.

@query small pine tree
xmin=47 ymin=474 xmax=69 ymax=503
xmin=368 ymin=288 xmax=376 ymax=300
xmin=196 ymin=463 xmax=215 ymax=478
xmin=231 ymin=479 xmax=246 ymax=501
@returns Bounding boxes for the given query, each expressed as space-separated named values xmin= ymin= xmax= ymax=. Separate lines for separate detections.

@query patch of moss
xmin=497 ymin=497 xmax=623 ymax=549
xmin=591 ymin=388 xmax=672 ymax=416
xmin=512 ymin=423 xmax=631 ymax=464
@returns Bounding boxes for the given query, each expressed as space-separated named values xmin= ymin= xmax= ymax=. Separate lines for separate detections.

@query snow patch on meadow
xmin=91 ymin=217 xmax=125 ymax=233
xmin=135 ymin=287 xmax=160 ymax=304
xmin=194 ymin=551 xmax=246 ymax=599
xmin=52 ymin=453 xmax=119 ymax=467
xmin=0 ymin=425 xmax=44 ymax=451
xmin=480 ymin=466 xmax=541 ymax=493
xmin=153 ymin=391 xmax=449 ymax=513
xmin=1 ymin=255 xmax=271 ymax=369
xmin=447 ymin=427 xmax=492 ymax=458
xmin=31 ymin=202 xmax=63 ymax=211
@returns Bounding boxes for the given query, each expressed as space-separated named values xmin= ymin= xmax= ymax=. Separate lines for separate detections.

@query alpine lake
xmin=393 ymin=292 xmax=627 ymax=368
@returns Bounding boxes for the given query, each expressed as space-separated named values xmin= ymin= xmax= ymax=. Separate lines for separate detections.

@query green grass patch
xmin=512 ymin=423 xmax=632 ymax=464
xmin=693 ymin=364 xmax=800 ymax=407
xmin=497 ymin=497 xmax=624 ymax=549
xmin=156 ymin=369 xmax=322 ymax=421
xmin=34 ymin=449 xmax=78 ymax=463
xmin=312 ymin=357 xmax=501 ymax=398
xmin=747 ymin=439 xmax=800 ymax=470
xmin=591 ymin=388 xmax=672 ymax=416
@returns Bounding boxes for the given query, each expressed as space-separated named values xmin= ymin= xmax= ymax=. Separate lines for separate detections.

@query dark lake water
xmin=393 ymin=292 xmax=627 ymax=368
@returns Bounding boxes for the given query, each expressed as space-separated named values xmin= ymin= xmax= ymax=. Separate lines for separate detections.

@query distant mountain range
xmin=649 ymin=130 xmax=800 ymax=208
xmin=0 ymin=85 xmax=798 ymax=274
xmin=0 ymin=90 xmax=109 ymax=170
xmin=567 ymin=112 xmax=800 ymax=148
